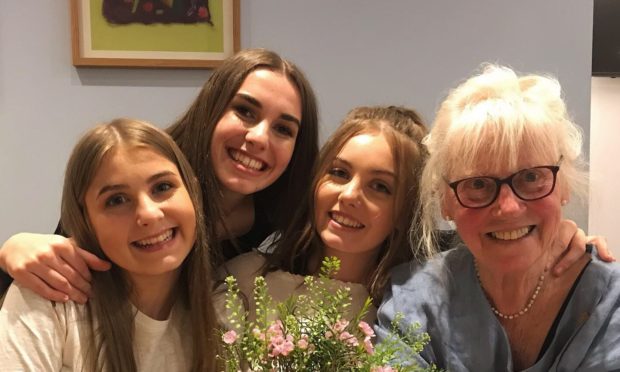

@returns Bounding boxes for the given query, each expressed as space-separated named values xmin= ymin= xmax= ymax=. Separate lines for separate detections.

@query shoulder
xmin=2 ymin=282 xmax=59 ymax=315
xmin=587 ymin=255 xmax=620 ymax=292
xmin=0 ymin=283 xmax=82 ymax=369
xmin=1 ymin=282 xmax=83 ymax=327
xmin=389 ymin=246 xmax=473 ymax=291
xmin=221 ymin=251 xmax=267 ymax=279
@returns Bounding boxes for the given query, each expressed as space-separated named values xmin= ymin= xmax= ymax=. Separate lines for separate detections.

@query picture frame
xmin=70 ymin=0 xmax=240 ymax=68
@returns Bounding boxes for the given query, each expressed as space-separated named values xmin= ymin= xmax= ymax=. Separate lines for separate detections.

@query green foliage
xmin=218 ymin=257 xmax=438 ymax=371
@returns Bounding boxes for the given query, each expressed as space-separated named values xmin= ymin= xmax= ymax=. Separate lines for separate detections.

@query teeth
xmin=491 ymin=227 xmax=530 ymax=241
xmin=331 ymin=213 xmax=363 ymax=228
xmin=134 ymin=229 xmax=173 ymax=247
xmin=230 ymin=149 xmax=265 ymax=171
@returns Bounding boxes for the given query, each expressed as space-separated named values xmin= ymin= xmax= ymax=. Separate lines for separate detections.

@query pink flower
xmin=267 ymin=320 xmax=284 ymax=337
xmin=358 ymin=321 xmax=375 ymax=338
xmin=297 ymin=334 xmax=309 ymax=349
xmin=339 ymin=331 xmax=359 ymax=347
xmin=332 ymin=319 xmax=350 ymax=333
xmin=363 ymin=336 xmax=374 ymax=354
xmin=269 ymin=334 xmax=295 ymax=357
xmin=325 ymin=330 xmax=333 ymax=339
xmin=222 ymin=330 xmax=238 ymax=345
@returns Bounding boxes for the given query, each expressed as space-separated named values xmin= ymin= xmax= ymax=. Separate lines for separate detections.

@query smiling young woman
xmin=0 ymin=119 xmax=216 ymax=371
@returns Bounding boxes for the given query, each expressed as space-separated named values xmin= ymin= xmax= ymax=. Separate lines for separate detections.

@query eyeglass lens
xmin=455 ymin=167 xmax=556 ymax=208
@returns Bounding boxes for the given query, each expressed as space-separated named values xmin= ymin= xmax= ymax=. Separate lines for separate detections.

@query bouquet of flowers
xmin=218 ymin=257 xmax=438 ymax=371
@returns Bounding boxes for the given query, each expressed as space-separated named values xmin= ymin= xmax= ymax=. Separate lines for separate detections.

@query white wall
xmin=1 ymin=0 xmax=594 ymax=242
xmin=590 ymin=77 xmax=620 ymax=256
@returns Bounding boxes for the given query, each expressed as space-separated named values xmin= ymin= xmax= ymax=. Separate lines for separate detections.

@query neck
xmin=475 ymin=255 xmax=548 ymax=317
xmin=322 ymin=247 xmax=380 ymax=285
xmin=128 ymin=269 xmax=181 ymax=320
xmin=221 ymin=187 xmax=249 ymax=215
xmin=217 ymin=187 xmax=253 ymax=239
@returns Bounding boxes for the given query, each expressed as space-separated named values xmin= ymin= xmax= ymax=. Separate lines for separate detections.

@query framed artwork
xmin=70 ymin=0 xmax=240 ymax=68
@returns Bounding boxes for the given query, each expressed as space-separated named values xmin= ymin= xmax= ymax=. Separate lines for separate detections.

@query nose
xmin=245 ymin=120 xmax=269 ymax=151
xmin=492 ymin=184 xmax=522 ymax=216
xmin=338 ymin=178 xmax=362 ymax=207
xmin=136 ymin=195 xmax=164 ymax=226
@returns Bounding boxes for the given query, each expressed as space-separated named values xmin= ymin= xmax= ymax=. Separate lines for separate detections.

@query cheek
xmin=369 ymin=201 xmax=395 ymax=236
xmin=182 ymin=199 xmax=198 ymax=237
xmin=273 ymin=140 xmax=296 ymax=169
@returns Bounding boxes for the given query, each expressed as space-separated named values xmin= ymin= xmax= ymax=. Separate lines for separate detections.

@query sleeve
xmin=0 ymin=283 xmax=66 ymax=371
xmin=375 ymin=274 xmax=431 ymax=369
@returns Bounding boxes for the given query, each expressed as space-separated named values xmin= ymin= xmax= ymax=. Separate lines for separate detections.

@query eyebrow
xmin=333 ymin=157 xmax=396 ymax=179
xmin=96 ymin=170 xmax=177 ymax=198
xmin=236 ymin=93 xmax=301 ymax=127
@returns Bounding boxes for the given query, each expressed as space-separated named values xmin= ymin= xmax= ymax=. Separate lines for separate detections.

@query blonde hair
xmin=266 ymin=106 xmax=432 ymax=304
xmin=420 ymin=64 xmax=587 ymax=251
xmin=61 ymin=118 xmax=216 ymax=371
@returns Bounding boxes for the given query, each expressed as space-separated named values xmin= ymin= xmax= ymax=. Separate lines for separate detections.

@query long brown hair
xmin=266 ymin=106 xmax=432 ymax=304
xmin=60 ymin=118 xmax=216 ymax=371
xmin=167 ymin=48 xmax=319 ymax=265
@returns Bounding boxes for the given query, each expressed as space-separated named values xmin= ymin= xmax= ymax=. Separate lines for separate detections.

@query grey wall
xmin=1 ymin=0 xmax=593 ymax=242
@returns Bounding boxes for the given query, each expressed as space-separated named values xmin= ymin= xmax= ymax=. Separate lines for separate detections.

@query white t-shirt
xmin=0 ymin=283 xmax=191 ymax=371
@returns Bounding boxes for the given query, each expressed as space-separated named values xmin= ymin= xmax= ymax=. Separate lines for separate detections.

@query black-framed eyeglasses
xmin=446 ymin=156 xmax=563 ymax=209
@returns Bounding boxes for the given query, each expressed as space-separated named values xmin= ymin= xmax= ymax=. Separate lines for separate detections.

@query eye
xmin=327 ymin=167 xmax=349 ymax=180
xmin=469 ymin=178 xmax=490 ymax=190
xmin=233 ymin=104 xmax=256 ymax=121
xmin=522 ymin=170 xmax=541 ymax=182
xmin=273 ymin=123 xmax=297 ymax=138
xmin=105 ymin=194 xmax=128 ymax=208
xmin=371 ymin=181 xmax=393 ymax=195
xmin=153 ymin=181 xmax=174 ymax=194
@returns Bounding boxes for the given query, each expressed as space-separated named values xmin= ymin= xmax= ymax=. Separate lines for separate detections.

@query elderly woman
xmin=376 ymin=65 xmax=620 ymax=371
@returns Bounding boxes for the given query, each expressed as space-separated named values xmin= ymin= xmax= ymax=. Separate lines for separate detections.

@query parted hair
xmin=266 ymin=106 xmax=432 ymax=304
xmin=167 ymin=48 xmax=319 ymax=266
xmin=420 ymin=64 xmax=587 ymax=252
xmin=60 ymin=118 xmax=216 ymax=372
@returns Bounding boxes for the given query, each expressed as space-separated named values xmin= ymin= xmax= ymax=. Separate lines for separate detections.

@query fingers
xmin=25 ymin=260 xmax=89 ymax=304
xmin=550 ymin=223 xmax=584 ymax=277
xmin=551 ymin=243 xmax=584 ymax=277
xmin=59 ymin=239 xmax=93 ymax=281
xmin=587 ymin=235 xmax=615 ymax=262
xmin=75 ymin=247 xmax=111 ymax=272
xmin=20 ymin=272 xmax=70 ymax=303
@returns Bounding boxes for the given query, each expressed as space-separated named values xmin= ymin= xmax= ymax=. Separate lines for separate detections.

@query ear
xmin=441 ymin=194 xmax=453 ymax=221
xmin=558 ymin=182 xmax=570 ymax=206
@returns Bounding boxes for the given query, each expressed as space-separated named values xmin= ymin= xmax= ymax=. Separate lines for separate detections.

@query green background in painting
xmin=90 ymin=0 xmax=223 ymax=52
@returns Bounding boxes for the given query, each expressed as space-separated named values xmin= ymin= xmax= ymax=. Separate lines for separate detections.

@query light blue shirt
xmin=376 ymin=246 xmax=620 ymax=371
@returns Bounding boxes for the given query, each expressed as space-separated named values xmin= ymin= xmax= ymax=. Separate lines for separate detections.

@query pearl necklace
xmin=474 ymin=262 xmax=545 ymax=320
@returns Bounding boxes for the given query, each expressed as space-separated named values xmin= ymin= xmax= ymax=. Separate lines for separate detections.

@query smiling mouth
xmin=488 ymin=226 xmax=535 ymax=241
xmin=329 ymin=212 xmax=364 ymax=229
xmin=228 ymin=149 xmax=267 ymax=171
xmin=132 ymin=228 xmax=175 ymax=249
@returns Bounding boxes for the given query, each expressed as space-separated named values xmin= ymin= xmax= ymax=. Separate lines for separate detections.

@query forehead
xmin=237 ymin=69 xmax=302 ymax=115
xmin=89 ymin=146 xmax=178 ymax=187
xmin=448 ymin=149 xmax=557 ymax=180
xmin=337 ymin=132 xmax=395 ymax=169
